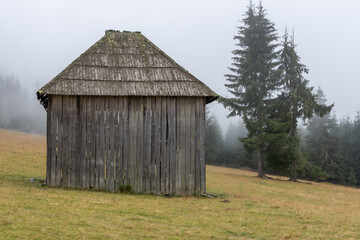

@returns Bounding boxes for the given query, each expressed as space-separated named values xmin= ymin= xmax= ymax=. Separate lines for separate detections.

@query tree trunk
xmin=257 ymin=147 xmax=265 ymax=178
xmin=289 ymin=109 xmax=298 ymax=182
xmin=289 ymin=159 xmax=297 ymax=182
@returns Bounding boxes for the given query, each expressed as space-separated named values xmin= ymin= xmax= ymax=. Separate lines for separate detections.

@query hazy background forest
xmin=0 ymin=76 xmax=45 ymax=134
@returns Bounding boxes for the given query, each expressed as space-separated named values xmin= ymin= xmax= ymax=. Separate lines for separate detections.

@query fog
xmin=0 ymin=76 xmax=45 ymax=133
xmin=0 ymin=0 xmax=359 ymax=133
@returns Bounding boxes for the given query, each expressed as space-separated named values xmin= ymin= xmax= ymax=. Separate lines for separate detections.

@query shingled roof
xmin=37 ymin=30 xmax=218 ymax=108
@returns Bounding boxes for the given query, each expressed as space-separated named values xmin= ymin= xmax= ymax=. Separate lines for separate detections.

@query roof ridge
xmin=105 ymin=29 xmax=141 ymax=33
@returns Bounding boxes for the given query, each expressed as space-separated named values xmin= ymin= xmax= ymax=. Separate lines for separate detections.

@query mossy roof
xmin=37 ymin=30 xmax=218 ymax=108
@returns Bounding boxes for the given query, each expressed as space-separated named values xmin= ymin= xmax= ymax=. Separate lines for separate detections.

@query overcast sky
xmin=0 ymin=0 xmax=359 ymax=131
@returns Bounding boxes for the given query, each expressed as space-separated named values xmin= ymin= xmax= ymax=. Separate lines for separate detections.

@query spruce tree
xmin=221 ymin=2 xmax=280 ymax=178
xmin=348 ymin=169 xmax=357 ymax=186
xmin=268 ymin=31 xmax=333 ymax=181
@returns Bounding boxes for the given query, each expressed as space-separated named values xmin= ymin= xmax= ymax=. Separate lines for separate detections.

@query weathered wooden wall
xmin=46 ymin=95 xmax=205 ymax=195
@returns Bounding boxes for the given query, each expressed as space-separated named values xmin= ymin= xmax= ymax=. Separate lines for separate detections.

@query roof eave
xmin=206 ymin=95 xmax=219 ymax=104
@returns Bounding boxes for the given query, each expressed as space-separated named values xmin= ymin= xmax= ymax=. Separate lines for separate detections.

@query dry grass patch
xmin=1 ymin=128 xmax=360 ymax=239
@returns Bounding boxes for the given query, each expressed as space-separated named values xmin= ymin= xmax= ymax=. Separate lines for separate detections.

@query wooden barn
xmin=37 ymin=30 xmax=218 ymax=195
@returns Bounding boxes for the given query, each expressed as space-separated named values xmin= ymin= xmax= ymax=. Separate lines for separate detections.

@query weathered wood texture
xmin=46 ymin=96 xmax=205 ymax=195
xmin=38 ymin=31 xmax=218 ymax=108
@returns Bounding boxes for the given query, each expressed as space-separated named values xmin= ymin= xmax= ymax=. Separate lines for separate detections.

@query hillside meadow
xmin=1 ymin=128 xmax=360 ymax=239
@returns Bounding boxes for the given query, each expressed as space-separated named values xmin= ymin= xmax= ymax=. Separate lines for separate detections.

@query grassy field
xmin=1 ymin=128 xmax=360 ymax=239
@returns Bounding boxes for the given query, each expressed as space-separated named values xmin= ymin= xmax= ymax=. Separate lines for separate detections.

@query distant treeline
xmin=205 ymin=94 xmax=360 ymax=186
xmin=0 ymin=76 xmax=45 ymax=134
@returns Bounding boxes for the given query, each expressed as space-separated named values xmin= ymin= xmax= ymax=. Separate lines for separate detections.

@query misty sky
xmin=1 ymin=0 xmax=359 ymax=131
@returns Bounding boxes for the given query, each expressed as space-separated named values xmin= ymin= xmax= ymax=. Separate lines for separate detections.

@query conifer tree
xmin=268 ymin=32 xmax=333 ymax=181
xmin=348 ymin=169 xmax=357 ymax=186
xmin=221 ymin=2 xmax=280 ymax=178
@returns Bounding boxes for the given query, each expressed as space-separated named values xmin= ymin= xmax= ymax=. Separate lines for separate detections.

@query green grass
xmin=1 ymin=128 xmax=360 ymax=239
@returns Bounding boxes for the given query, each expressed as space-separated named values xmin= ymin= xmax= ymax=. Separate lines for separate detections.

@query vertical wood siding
xmin=46 ymin=95 xmax=205 ymax=195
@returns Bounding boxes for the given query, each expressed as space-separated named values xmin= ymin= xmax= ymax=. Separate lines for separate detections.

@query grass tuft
xmin=119 ymin=184 xmax=133 ymax=194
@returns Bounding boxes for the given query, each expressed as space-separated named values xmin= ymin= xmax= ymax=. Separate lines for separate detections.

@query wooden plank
xmin=55 ymin=96 xmax=63 ymax=186
xmin=134 ymin=98 xmax=139 ymax=193
xmin=104 ymin=97 xmax=108 ymax=189
xmin=185 ymin=97 xmax=191 ymax=195
xmin=144 ymin=97 xmax=152 ymax=193
xmin=160 ymin=97 xmax=167 ymax=194
xmin=123 ymin=97 xmax=129 ymax=186
xmin=151 ymin=97 xmax=158 ymax=193
xmin=189 ymin=98 xmax=196 ymax=195
xmin=72 ymin=97 xmax=79 ymax=188
xmin=168 ymin=97 xmax=176 ymax=195
xmin=50 ymin=96 xmax=57 ymax=186
xmin=130 ymin=98 xmax=135 ymax=191
xmin=64 ymin=96 xmax=70 ymax=187
xmin=109 ymin=97 xmax=115 ymax=191
xmin=91 ymin=97 xmax=97 ymax=189
xmin=137 ymin=97 xmax=144 ymax=193
xmin=129 ymin=97 xmax=136 ymax=190
xmin=83 ymin=96 xmax=89 ymax=188
xmin=181 ymin=98 xmax=187 ymax=195
xmin=195 ymin=98 xmax=201 ymax=194
xmin=114 ymin=97 xmax=119 ymax=191
xmin=67 ymin=96 xmax=73 ymax=187
xmin=67 ymin=96 xmax=72 ymax=187
xmin=118 ymin=97 xmax=124 ymax=188
xmin=171 ymin=97 xmax=177 ymax=194
xmin=46 ymin=95 xmax=52 ymax=186
xmin=79 ymin=96 xmax=87 ymax=188
xmin=84 ymin=98 xmax=89 ymax=188
xmin=85 ymin=97 xmax=91 ymax=188
xmin=99 ymin=97 xmax=105 ymax=189
xmin=175 ymin=97 xmax=182 ymax=195
xmin=135 ymin=97 xmax=140 ymax=192
xmin=142 ymin=98 xmax=146 ymax=193
xmin=150 ymin=98 xmax=155 ymax=193
xmin=75 ymin=96 xmax=81 ymax=188
xmin=132 ymin=98 xmax=138 ymax=193
xmin=68 ymin=96 xmax=74 ymax=188
xmin=61 ymin=96 xmax=69 ymax=187
xmin=50 ymin=96 xmax=56 ymax=186
xmin=105 ymin=97 xmax=110 ymax=190
xmin=155 ymin=97 xmax=161 ymax=194
xmin=199 ymin=98 xmax=206 ymax=193
xmin=68 ymin=96 xmax=73 ymax=188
